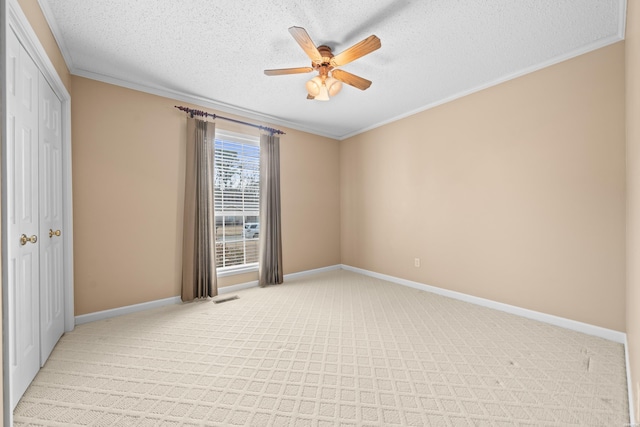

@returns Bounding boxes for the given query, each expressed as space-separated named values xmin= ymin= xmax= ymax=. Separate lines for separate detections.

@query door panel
xmin=7 ymin=30 xmax=41 ymax=410
xmin=39 ymin=76 xmax=64 ymax=364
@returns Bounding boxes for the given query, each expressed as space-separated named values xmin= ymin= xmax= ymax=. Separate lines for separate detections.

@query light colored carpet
xmin=14 ymin=269 xmax=629 ymax=426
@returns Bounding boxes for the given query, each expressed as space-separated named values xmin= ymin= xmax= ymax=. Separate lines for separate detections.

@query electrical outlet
xmin=414 ymin=258 xmax=420 ymax=267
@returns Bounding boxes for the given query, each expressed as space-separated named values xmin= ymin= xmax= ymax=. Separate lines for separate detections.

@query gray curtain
xmin=259 ymin=133 xmax=283 ymax=286
xmin=182 ymin=118 xmax=217 ymax=301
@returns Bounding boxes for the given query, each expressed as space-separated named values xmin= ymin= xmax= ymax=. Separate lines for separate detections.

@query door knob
xmin=20 ymin=234 xmax=37 ymax=246
xmin=49 ymin=229 xmax=61 ymax=238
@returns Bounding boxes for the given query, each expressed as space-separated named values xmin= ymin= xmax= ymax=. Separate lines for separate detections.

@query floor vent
xmin=213 ymin=295 xmax=239 ymax=304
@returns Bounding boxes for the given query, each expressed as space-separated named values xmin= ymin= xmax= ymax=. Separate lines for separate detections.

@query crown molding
xmin=35 ymin=0 xmax=627 ymax=142
xmin=72 ymin=67 xmax=344 ymax=141
xmin=340 ymin=32 xmax=625 ymax=140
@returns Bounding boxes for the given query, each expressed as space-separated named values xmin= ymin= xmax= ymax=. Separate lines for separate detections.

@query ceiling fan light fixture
xmin=306 ymin=76 xmax=341 ymax=101
xmin=325 ymin=76 xmax=342 ymax=97
xmin=315 ymin=84 xmax=330 ymax=101
xmin=265 ymin=27 xmax=381 ymax=101
xmin=305 ymin=76 xmax=323 ymax=97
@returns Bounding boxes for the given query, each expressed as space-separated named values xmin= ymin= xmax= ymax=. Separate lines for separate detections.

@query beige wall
xmin=341 ymin=42 xmax=626 ymax=331
xmin=71 ymin=76 xmax=341 ymax=315
xmin=627 ymin=0 xmax=640 ymax=419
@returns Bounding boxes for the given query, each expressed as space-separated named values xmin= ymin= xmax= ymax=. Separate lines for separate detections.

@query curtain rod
xmin=174 ymin=106 xmax=285 ymax=135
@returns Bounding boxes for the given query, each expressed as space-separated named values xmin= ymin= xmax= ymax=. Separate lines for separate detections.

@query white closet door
xmin=7 ymin=30 xmax=41 ymax=409
xmin=39 ymin=76 xmax=64 ymax=365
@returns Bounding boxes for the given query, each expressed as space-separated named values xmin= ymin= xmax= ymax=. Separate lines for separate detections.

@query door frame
xmin=2 ymin=0 xmax=74 ymax=422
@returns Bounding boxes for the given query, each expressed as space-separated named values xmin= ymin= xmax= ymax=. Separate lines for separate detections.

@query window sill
xmin=216 ymin=263 xmax=258 ymax=278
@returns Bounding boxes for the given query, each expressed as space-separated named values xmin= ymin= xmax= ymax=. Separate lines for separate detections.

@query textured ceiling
xmin=39 ymin=0 xmax=626 ymax=140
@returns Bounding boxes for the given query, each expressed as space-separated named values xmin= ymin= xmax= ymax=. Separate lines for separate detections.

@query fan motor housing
xmin=316 ymin=45 xmax=334 ymax=64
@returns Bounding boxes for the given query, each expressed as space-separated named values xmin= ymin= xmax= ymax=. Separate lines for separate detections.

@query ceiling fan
xmin=264 ymin=26 xmax=381 ymax=101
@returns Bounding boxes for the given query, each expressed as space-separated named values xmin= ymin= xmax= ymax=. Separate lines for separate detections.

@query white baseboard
xmin=75 ymin=265 xmax=343 ymax=325
xmin=75 ymin=263 xmax=624 ymax=345
xmin=218 ymin=280 xmax=259 ymax=294
xmin=626 ymin=336 xmax=637 ymax=425
xmin=75 ymin=296 xmax=182 ymax=325
xmin=340 ymin=264 xmax=626 ymax=344
xmin=284 ymin=264 xmax=342 ymax=281
xmin=218 ymin=264 xmax=342 ymax=294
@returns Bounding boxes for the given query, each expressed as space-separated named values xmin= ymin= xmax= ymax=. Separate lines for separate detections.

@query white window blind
xmin=214 ymin=130 xmax=260 ymax=270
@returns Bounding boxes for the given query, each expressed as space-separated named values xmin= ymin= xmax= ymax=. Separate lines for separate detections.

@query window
xmin=214 ymin=130 xmax=260 ymax=273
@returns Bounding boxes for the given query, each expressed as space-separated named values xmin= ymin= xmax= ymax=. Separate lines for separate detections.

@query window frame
xmin=213 ymin=129 xmax=260 ymax=277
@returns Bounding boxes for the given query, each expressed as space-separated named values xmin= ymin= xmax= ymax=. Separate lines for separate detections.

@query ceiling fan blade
xmin=330 ymin=35 xmax=381 ymax=67
xmin=288 ymin=26 xmax=322 ymax=62
xmin=332 ymin=69 xmax=372 ymax=90
xmin=264 ymin=67 xmax=313 ymax=76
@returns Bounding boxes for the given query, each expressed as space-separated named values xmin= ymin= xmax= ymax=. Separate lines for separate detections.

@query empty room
xmin=3 ymin=0 xmax=640 ymax=425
